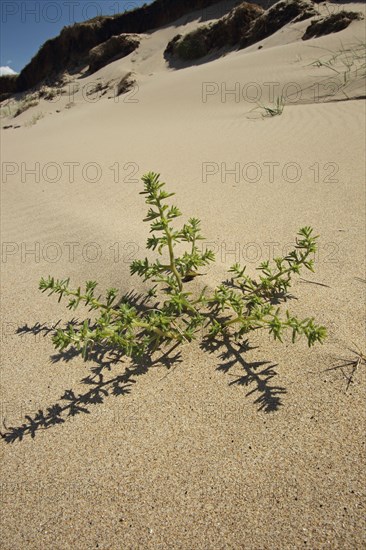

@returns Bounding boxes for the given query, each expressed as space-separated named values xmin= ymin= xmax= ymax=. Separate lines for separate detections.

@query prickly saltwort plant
xmin=39 ymin=172 xmax=326 ymax=360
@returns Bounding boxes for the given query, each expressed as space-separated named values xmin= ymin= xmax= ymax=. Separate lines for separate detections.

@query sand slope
xmin=1 ymin=2 xmax=365 ymax=548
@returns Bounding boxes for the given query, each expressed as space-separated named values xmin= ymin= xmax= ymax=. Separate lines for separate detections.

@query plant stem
xmin=155 ymin=198 xmax=183 ymax=291
xmin=167 ymin=232 xmax=183 ymax=291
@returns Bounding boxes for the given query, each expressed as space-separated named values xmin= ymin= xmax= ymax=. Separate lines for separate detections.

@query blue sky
xmin=0 ymin=0 xmax=153 ymax=73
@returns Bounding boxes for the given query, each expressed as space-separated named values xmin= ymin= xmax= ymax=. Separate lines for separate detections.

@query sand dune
xmin=1 ymin=1 xmax=365 ymax=548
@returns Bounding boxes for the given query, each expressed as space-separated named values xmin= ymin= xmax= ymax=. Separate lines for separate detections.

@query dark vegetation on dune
xmin=165 ymin=2 xmax=263 ymax=60
xmin=241 ymin=0 xmax=316 ymax=46
xmin=0 ymin=74 xmax=18 ymax=100
xmin=165 ymin=0 xmax=317 ymax=62
xmin=9 ymin=0 xmax=232 ymax=94
xmin=165 ymin=0 xmax=363 ymax=63
xmin=88 ymin=34 xmax=140 ymax=73
xmin=303 ymin=10 xmax=363 ymax=40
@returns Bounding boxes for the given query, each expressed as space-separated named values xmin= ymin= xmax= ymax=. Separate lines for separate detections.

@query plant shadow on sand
xmin=200 ymin=337 xmax=285 ymax=413
xmin=1 ymin=336 xmax=285 ymax=444
xmin=0 ymin=272 xmax=308 ymax=443
xmin=1 ymin=290 xmax=290 ymax=443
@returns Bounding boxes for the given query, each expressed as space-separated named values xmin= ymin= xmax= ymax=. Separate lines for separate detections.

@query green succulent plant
xmin=39 ymin=171 xmax=326 ymax=361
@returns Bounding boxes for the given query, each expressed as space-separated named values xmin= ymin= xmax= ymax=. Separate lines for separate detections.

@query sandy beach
xmin=1 ymin=1 xmax=365 ymax=547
